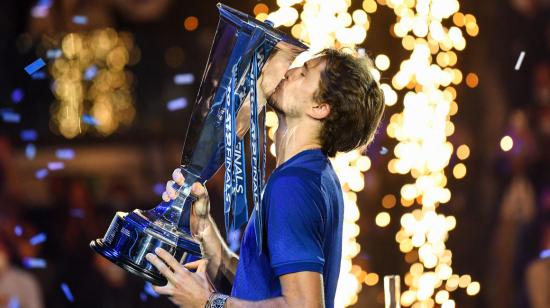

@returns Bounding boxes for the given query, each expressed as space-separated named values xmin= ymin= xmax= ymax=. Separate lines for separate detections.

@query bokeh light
xmin=456 ymin=144 xmax=470 ymax=160
xmin=184 ymin=16 xmax=199 ymax=31
xmin=500 ymin=135 xmax=513 ymax=151
xmin=380 ymin=0 xmax=479 ymax=306
xmin=376 ymin=212 xmax=391 ymax=227
xmin=51 ymin=29 xmax=135 ymax=138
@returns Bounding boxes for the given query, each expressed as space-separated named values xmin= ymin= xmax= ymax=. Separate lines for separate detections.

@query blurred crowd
xmin=0 ymin=137 xmax=175 ymax=307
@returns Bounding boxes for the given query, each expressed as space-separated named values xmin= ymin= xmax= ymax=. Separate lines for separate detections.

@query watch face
xmin=211 ymin=297 xmax=227 ymax=308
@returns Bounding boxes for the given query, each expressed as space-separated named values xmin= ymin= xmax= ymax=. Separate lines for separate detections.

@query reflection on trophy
xmin=90 ymin=3 xmax=307 ymax=285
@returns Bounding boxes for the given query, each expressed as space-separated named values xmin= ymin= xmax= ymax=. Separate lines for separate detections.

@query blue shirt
xmin=231 ymin=149 xmax=344 ymax=308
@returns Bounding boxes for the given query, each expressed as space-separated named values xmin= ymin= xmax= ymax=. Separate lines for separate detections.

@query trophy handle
xmin=141 ymin=167 xmax=201 ymax=232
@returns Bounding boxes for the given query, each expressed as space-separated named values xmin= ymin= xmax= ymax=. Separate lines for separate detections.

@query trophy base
xmin=90 ymin=210 xmax=202 ymax=285
xmin=91 ymin=238 xmax=168 ymax=285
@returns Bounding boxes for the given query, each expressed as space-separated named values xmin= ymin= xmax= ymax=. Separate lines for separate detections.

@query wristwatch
xmin=206 ymin=293 xmax=229 ymax=308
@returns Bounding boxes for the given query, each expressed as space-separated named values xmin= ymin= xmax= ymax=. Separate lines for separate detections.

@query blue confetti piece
xmin=11 ymin=88 xmax=24 ymax=103
xmin=82 ymin=114 xmax=99 ymax=126
xmin=30 ymin=232 xmax=47 ymax=245
xmin=35 ymin=168 xmax=48 ymax=180
xmin=380 ymin=146 xmax=388 ymax=155
xmin=56 ymin=148 xmax=75 ymax=160
xmin=139 ymin=292 xmax=147 ymax=302
xmin=153 ymin=182 xmax=164 ymax=196
xmin=23 ymin=257 xmax=47 ymax=269
xmin=21 ymin=129 xmax=38 ymax=141
xmin=144 ymin=282 xmax=159 ymax=298
xmin=31 ymin=71 xmax=47 ymax=80
xmin=31 ymin=0 xmax=52 ymax=17
xmin=167 ymin=97 xmax=188 ymax=111
xmin=70 ymin=208 xmax=85 ymax=218
xmin=26 ymin=144 xmax=36 ymax=160
xmin=540 ymin=249 xmax=550 ymax=259
xmin=14 ymin=225 xmax=23 ymax=236
xmin=72 ymin=15 xmax=88 ymax=25
xmin=2 ymin=111 xmax=21 ymax=123
xmin=60 ymin=283 xmax=74 ymax=302
xmin=174 ymin=73 xmax=195 ymax=85
xmin=46 ymin=48 xmax=62 ymax=59
xmin=8 ymin=297 xmax=20 ymax=308
xmin=48 ymin=161 xmax=64 ymax=171
xmin=83 ymin=65 xmax=97 ymax=81
xmin=24 ymin=58 xmax=46 ymax=76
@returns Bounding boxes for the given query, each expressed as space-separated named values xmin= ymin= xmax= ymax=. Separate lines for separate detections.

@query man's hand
xmin=146 ymin=247 xmax=214 ymax=308
xmin=161 ymin=168 xmax=232 ymax=286
xmin=162 ymin=168 xmax=210 ymax=237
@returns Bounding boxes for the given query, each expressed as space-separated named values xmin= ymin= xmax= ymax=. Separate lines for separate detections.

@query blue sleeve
xmin=266 ymin=173 xmax=325 ymax=276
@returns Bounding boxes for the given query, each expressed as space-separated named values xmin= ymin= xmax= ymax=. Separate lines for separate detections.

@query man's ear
xmin=309 ymin=102 xmax=331 ymax=120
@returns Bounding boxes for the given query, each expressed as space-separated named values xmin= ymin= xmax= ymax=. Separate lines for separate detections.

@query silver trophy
xmin=90 ymin=3 xmax=307 ymax=285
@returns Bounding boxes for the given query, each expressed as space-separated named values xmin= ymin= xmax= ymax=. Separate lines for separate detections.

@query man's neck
xmin=274 ymin=114 xmax=322 ymax=167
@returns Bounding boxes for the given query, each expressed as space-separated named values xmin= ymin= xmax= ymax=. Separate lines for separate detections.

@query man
xmin=146 ymin=49 xmax=385 ymax=308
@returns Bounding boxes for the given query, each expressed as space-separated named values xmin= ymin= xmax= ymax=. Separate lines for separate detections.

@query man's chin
xmin=267 ymin=97 xmax=284 ymax=115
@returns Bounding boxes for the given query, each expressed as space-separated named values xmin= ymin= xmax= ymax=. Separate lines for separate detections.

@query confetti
xmin=82 ymin=114 xmax=99 ymax=126
xmin=11 ymin=88 xmax=24 ymax=103
xmin=144 ymin=282 xmax=160 ymax=298
xmin=31 ymin=71 xmax=47 ymax=80
xmin=23 ymin=258 xmax=47 ymax=269
xmin=48 ymin=162 xmax=65 ymax=171
xmin=46 ymin=49 xmax=62 ymax=59
xmin=153 ymin=183 xmax=164 ymax=196
xmin=174 ymin=73 xmax=195 ymax=85
xmin=167 ymin=97 xmax=188 ymax=111
xmin=26 ymin=144 xmax=36 ymax=160
xmin=60 ymin=283 xmax=74 ymax=302
xmin=24 ymin=58 xmax=46 ymax=75
xmin=30 ymin=232 xmax=47 ymax=245
xmin=31 ymin=0 xmax=52 ymax=18
xmin=7 ymin=297 xmax=20 ymax=308
xmin=70 ymin=208 xmax=85 ymax=218
xmin=2 ymin=111 xmax=21 ymax=123
xmin=21 ymin=129 xmax=38 ymax=141
xmin=83 ymin=65 xmax=97 ymax=80
xmin=14 ymin=225 xmax=23 ymax=236
xmin=72 ymin=15 xmax=88 ymax=25
xmin=139 ymin=292 xmax=147 ymax=302
xmin=35 ymin=168 xmax=48 ymax=180
xmin=514 ymin=51 xmax=525 ymax=71
xmin=540 ymin=249 xmax=550 ymax=259
xmin=56 ymin=149 xmax=75 ymax=160
xmin=380 ymin=146 xmax=388 ymax=155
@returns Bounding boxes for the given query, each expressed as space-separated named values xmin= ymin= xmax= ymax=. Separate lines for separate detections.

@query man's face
xmin=268 ymin=55 xmax=327 ymax=118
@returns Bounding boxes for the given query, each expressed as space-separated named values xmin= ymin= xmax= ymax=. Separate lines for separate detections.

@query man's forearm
xmin=226 ymin=296 xmax=322 ymax=308
xmin=200 ymin=215 xmax=239 ymax=285
xmin=226 ymin=296 xmax=288 ymax=308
